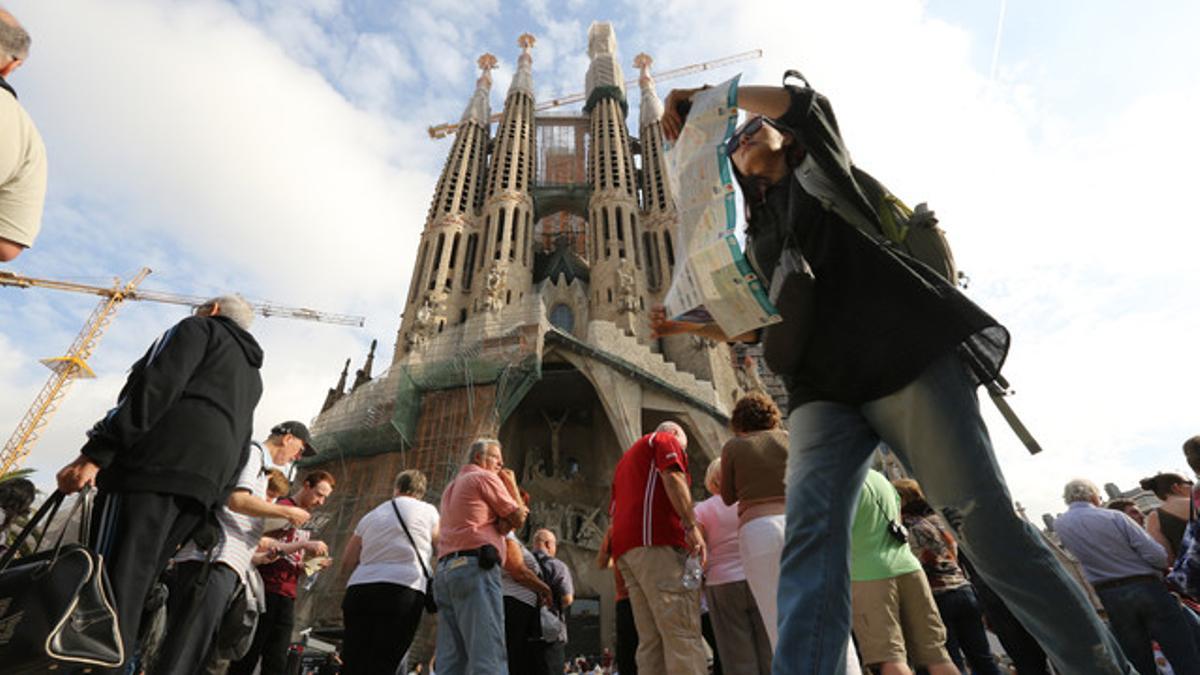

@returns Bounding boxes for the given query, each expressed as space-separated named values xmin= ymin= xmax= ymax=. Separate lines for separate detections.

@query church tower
xmin=396 ymin=54 xmax=496 ymax=356
xmin=474 ymin=34 xmax=538 ymax=317
xmin=584 ymin=22 xmax=645 ymax=336
xmin=633 ymin=52 xmax=677 ymax=306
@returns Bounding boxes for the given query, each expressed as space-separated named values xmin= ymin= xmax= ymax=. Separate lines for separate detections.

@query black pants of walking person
xmin=616 ymin=596 xmax=638 ymax=675
xmin=90 ymin=490 xmax=207 ymax=674
xmin=157 ymin=560 xmax=240 ymax=675
xmin=701 ymin=610 xmax=724 ymax=675
xmin=340 ymin=581 xmax=425 ymax=675
xmin=228 ymin=591 xmax=295 ymax=675
xmin=935 ymin=585 xmax=1002 ymax=675
xmin=504 ymin=596 xmax=549 ymax=675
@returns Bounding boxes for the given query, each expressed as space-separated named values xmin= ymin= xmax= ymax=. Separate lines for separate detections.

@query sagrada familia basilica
xmin=296 ymin=22 xmax=769 ymax=653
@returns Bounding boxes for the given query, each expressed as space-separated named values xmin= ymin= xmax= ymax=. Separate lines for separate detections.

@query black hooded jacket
xmin=81 ymin=314 xmax=264 ymax=508
xmin=744 ymin=86 xmax=1008 ymax=410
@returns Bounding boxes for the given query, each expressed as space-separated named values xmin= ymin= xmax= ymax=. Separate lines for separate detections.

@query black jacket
xmin=82 ymin=315 xmax=264 ymax=508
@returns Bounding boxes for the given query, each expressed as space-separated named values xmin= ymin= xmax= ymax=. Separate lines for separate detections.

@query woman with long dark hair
xmin=1140 ymin=472 xmax=1193 ymax=563
xmin=652 ymin=79 xmax=1134 ymax=675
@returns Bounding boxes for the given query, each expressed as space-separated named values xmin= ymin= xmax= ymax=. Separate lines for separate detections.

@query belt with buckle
xmin=1092 ymin=574 xmax=1160 ymax=592
xmin=439 ymin=548 xmax=480 ymax=563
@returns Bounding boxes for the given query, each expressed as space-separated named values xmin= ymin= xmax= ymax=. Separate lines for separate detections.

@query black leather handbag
xmin=0 ymin=489 xmax=124 ymax=673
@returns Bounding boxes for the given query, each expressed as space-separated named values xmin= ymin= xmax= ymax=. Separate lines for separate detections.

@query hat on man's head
xmin=272 ymin=420 xmax=316 ymax=457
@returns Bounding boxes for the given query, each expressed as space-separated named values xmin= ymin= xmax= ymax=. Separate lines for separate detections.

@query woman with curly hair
xmin=718 ymin=392 xmax=788 ymax=646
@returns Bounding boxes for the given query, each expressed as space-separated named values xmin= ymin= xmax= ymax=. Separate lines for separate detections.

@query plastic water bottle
xmin=680 ymin=552 xmax=702 ymax=590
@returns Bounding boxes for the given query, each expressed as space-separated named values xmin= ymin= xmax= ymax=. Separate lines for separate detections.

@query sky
xmin=2 ymin=0 xmax=1198 ymax=521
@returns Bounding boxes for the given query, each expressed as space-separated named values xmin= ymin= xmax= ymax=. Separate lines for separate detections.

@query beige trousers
xmin=617 ymin=546 xmax=708 ymax=674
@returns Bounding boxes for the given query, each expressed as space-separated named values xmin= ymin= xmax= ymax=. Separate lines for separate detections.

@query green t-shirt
xmin=850 ymin=469 xmax=922 ymax=581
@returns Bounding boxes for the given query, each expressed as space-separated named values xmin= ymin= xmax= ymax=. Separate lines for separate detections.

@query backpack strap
xmin=532 ymin=550 xmax=563 ymax=614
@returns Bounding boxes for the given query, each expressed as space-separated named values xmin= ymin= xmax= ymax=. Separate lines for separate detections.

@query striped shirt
xmin=609 ymin=432 xmax=690 ymax=562
xmin=175 ymin=443 xmax=269 ymax=581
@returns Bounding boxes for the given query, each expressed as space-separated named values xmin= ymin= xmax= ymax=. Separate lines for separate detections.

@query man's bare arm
xmin=660 ymin=467 xmax=707 ymax=565
xmin=227 ymin=490 xmax=310 ymax=527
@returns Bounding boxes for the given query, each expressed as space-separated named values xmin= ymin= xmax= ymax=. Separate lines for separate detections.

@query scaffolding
xmin=534 ymin=114 xmax=591 ymax=258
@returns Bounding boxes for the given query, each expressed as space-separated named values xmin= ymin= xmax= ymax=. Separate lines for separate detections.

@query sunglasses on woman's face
xmin=725 ymin=116 xmax=768 ymax=156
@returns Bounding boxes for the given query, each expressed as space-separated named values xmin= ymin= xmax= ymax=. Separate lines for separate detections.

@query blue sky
xmin=2 ymin=0 xmax=1198 ymax=520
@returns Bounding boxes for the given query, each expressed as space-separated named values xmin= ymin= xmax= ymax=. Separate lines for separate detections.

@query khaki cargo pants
xmin=617 ymin=546 xmax=708 ymax=674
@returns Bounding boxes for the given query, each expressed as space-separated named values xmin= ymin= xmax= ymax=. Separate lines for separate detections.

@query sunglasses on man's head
xmin=725 ymin=116 xmax=770 ymax=157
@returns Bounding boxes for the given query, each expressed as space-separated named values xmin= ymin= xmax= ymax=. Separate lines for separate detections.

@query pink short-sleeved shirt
xmin=694 ymin=494 xmax=746 ymax=585
xmin=438 ymin=463 xmax=520 ymax=564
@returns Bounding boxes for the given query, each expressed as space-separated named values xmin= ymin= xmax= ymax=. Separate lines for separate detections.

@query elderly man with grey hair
xmin=1055 ymin=478 xmax=1200 ymax=674
xmin=55 ymin=294 xmax=264 ymax=671
xmin=435 ymin=438 xmax=528 ymax=675
xmin=610 ymin=421 xmax=709 ymax=674
xmin=0 ymin=7 xmax=46 ymax=262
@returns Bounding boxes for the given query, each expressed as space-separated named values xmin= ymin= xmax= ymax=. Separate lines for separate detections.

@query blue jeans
xmin=935 ymin=585 xmax=1001 ymax=675
xmin=774 ymin=352 xmax=1134 ymax=675
xmin=434 ymin=556 xmax=507 ymax=675
xmin=1096 ymin=579 xmax=1200 ymax=675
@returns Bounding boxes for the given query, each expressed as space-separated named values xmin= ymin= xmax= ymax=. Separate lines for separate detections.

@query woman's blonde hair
xmin=704 ymin=458 xmax=722 ymax=495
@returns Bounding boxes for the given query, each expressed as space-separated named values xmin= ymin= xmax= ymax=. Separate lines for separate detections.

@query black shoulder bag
xmin=0 ymin=488 xmax=124 ymax=673
xmin=756 ymin=183 xmax=817 ymax=376
xmin=390 ymin=499 xmax=437 ymax=613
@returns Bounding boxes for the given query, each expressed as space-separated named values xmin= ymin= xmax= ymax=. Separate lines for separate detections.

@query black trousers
xmin=616 ymin=597 xmax=638 ymax=675
xmin=157 ymin=560 xmax=240 ymax=675
xmin=701 ymin=611 xmax=723 ymax=675
xmin=90 ymin=490 xmax=206 ymax=672
xmin=504 ymin=596 xmax=548 ymax=675
xmin=228 ymin=591 xmax=295 ymax=675
xmin=340 ymin=582 xmax=425 ymax=675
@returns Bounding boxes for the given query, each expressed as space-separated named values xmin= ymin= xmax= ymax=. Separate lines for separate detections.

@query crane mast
xmin=0 ymin=267 xmax=365 ymax=475
xmin=0 ymin=269 xmax=149 ymax=476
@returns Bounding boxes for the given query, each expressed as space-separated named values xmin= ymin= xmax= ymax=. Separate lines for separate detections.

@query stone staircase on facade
xmin=585 ymin=319 xmax=719 ymax=408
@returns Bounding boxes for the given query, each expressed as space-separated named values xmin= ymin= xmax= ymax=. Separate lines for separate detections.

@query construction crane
xmin=0 ymin=267 xmax=365 ymax=476
xmin=427 ymin=48 xmax=763 ymax=139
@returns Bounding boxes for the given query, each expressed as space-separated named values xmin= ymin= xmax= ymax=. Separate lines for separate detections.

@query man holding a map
xmin=651 ymin=78 xmax=1135 ymax=674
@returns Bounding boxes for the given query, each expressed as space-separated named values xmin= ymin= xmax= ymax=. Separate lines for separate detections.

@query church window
xmin=549 ymin=303 xmax=575 ymax=333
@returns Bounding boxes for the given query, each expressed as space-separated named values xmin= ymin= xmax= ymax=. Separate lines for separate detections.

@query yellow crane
xmin=0 ymin=267 xmax=365 ymax=476
xmin=427 ymin=48 xmax=763 ymax=139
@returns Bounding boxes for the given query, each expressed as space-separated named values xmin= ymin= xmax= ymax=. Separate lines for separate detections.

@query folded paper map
xmin=662 ymin=75 xmax=781 ymax=338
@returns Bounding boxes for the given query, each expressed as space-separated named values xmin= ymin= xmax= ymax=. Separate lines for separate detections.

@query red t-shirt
xmin=609 ymin=432 xmax=690 ymax=561
xmin=258 ymin=496 xmax=308 ymax=598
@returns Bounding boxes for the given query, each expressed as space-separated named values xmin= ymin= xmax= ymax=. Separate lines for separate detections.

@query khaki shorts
xmin=851 ymin=570 xmax=950 ymax=667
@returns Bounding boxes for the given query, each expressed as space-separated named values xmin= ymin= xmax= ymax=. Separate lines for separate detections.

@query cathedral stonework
xmin=296 ymin=22 xmax=747 ymax=657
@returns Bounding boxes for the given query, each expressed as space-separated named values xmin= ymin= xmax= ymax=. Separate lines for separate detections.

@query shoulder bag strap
xmin=390 ymin=498 xmax=432 ymax=582
xmin=0 ymin=489 xmax=67 ymax=571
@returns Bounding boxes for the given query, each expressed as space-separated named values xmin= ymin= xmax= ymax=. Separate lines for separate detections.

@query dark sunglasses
xmin=724 ymin=116 xmax=770 ymax=157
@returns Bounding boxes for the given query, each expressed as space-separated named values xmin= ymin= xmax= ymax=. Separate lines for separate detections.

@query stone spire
xmin=460 ymin=53 xmax=497 ymax=125
xmin=508 ymin=33 xmax=535 ymax=97
xmin=397 ymin=57 xmax=497 ymax=358
xmin=320 ymin=358 xmax=351 ymax=413
xmin=352 ymin=339 xmax=377 ymax=391
xmin=585 ymin=21 xmax=625 ymax=102
xmin=475 ymin=33 xmax=537 ymax=318
xmin=634 ymin=53 xmax=664 ymax=129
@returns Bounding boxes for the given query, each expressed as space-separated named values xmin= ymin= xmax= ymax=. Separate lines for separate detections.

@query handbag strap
xmin=0 ymin=489 xmax=66 ymax=571
xmin=390 ymin=498 xmax=432 ymax=582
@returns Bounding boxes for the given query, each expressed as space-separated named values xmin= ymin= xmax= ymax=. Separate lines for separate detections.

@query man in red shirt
xmin=610 ymin=421 xmax=708 ymax=673
xmin=229 ymin=470 xmax=336 ymax=675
